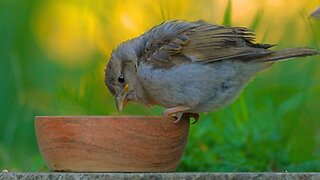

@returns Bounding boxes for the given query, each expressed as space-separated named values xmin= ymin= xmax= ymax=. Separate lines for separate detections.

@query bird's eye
xmin=118 ymin=75 xmax=125 ymax=83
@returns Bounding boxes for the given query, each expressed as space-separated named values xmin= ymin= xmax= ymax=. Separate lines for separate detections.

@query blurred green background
xmin=1 ymin=0 xmax=320 ymax=172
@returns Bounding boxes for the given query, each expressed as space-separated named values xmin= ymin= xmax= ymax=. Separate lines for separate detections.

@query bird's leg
xmin=183 ymin=113 xmax=200 ymax=124
xmin=174 ymin=112 xmax=184 ymax=123
xmin=163 ymin=106 xmax=190 ymax=123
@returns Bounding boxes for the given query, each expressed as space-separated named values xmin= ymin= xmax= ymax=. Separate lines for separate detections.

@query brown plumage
xmin=105 ymin=20 xmax=319 ymax=122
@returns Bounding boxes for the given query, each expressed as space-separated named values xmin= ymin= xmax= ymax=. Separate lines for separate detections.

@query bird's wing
xmin=141 ymin=20 xmax=273 ymax=68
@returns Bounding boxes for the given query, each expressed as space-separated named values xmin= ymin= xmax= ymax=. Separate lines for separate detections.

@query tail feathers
xmin=257 ymin=47 xmax=319 ymax=62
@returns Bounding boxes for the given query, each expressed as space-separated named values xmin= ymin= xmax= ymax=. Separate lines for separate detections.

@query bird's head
xmin=105 ymin=43 xmax=139 ymax=112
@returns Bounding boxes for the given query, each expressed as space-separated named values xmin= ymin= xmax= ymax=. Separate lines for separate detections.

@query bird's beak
xmin=115 ymin=83 xmax=129 ymax=112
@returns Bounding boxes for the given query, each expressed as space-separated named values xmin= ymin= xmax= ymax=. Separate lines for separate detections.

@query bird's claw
xmin=163 ymin=110 xmax=184 ymax=123
xmin=191 ymin=113 xmax=199 ymax=124
xmin=173 ymin=112 xmax=184 ymax=123
xmin=162 ymin=106 xmax=191 ymax=123
xmin=184 ymin=113 xmax=199 ymax=124
xmin=163 ymin=109 xmax=200 ymax=124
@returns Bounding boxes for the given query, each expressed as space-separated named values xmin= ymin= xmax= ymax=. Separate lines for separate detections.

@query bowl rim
xmin=34 ymin=115 xmax=174 ymax=120
xmin=35 ymin=115 xmax=165 ymax=118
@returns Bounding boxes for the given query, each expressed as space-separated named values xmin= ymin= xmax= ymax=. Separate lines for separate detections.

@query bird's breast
xmin=137 ymin=61 xmax=264 ymax=112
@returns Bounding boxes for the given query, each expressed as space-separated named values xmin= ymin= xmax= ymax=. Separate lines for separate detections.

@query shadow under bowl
xmin=35 ymin=116 xmax=190 ymax=172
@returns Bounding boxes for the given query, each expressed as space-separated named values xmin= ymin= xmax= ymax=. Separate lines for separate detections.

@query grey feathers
xmin=105 ymin=20 xmax=319 ymax=114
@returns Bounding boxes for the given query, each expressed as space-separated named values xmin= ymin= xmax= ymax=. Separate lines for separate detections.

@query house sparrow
xmin=105 ymin=20 xmax=319 ymax=123
xmin=310 ymin=6 xmax=320 ymax=19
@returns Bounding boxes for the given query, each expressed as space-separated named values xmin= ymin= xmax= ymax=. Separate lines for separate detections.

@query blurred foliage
xmin=0 ymin=0 xmax=320 ymax=172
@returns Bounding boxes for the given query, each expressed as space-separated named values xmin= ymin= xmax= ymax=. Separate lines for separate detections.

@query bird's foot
xmin=173 ymin=112 xmax=184 ymax=123
xmin=183 ymin=113 xmax=200 ymax=124
xmin=162 ymin=106 xmax=190 ymax=123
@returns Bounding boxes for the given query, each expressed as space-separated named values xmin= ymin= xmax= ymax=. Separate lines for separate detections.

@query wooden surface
xmin=35 ymin=116 xmax=190 ymax=172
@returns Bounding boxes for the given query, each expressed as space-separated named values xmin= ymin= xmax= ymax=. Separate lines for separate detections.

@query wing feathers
xmin=141 ymin=20 xmax=310 ymax=68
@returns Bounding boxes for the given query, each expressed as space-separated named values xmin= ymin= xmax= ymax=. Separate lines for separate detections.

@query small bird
xmin=310 ymin=6 xmax=320 ymax=19
xmin=105 ymin=20 xmax=319 ymax=123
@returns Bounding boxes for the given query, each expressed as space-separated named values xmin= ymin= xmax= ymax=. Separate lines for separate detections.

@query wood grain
xmin=35 ymin=116 xmax=190 ymax=172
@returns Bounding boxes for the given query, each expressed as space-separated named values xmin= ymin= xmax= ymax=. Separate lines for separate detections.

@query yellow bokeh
xmin=31 ymin=0 xmax=319 ymax=67
xmin=32 ymin=1 xmax=103 ymax=66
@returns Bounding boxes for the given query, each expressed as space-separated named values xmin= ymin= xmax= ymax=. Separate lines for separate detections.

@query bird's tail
xmin=257 ymin=47 xmax=319 ymax=62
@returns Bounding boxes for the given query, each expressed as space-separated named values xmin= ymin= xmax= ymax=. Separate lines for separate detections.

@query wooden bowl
xmin=35 ymin=116 xmax=190 ymax=172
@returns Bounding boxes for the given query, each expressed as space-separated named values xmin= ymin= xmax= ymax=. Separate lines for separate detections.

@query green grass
xmin=222 ymin=0 xmax=232 ymax=26
xmin=0 ymin=0 xmax=320 ymax=172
